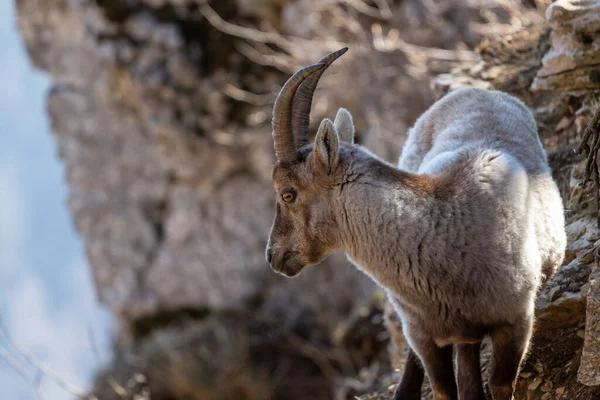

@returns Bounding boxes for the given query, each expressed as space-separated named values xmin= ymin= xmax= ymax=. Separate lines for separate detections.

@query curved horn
xmin=292 ymin=47 xmax=348 ymax=148
xmin=272 ymin=63 xmax=326 ymax=163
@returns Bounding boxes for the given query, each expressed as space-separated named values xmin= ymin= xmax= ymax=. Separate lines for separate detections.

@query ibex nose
xmin=266 ymin=247 xmax=273 ymax=264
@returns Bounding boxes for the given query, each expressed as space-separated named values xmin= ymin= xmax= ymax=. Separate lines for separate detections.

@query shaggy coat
xmin=266 ymin=49 xmax=566 ymax=400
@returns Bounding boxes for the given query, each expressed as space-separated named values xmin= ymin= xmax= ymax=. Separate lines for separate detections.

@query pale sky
xmin=0 ymin=1 xmax=114 ymax=399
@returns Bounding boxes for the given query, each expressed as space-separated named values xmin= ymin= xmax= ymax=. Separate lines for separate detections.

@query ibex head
xmin=265 ymin=48 xmax=355 ymax=277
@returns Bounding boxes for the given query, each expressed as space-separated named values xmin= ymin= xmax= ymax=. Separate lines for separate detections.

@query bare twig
xmin=373 ymin=0 xmax=393 ymax=19
xmin=197 ymin=0 xmax=337 ymax=61
xmin=87 ymin=326 xmax=129 ymax=397
xmin=340 ymin=0 xmax=392 ymax=20
xmin=577 ymin=106 xmax=600 ymax=227
xmin=331 ymin=5 xmax=370 ymax=41
xmin=86 ymin=326 xmax=101 ymax=363
xmin=234 ymin=42 xmax=297 ymax=73
xmin=107 ymin=377 xmax=128 ymax=397
xmin=371 ymin=23 xmax=476 ymax=62
xmin=0 ymin=342 xmax=46 ymax=400
xmin=0 ymin=324 xmax=97 ymax=400
xmin=223 ymin=84 xmax=275 ymax=106
xmin=577 ymin=106 xmax=600 ymax=154
xmin=197 ymin=2 xmax=347 ymax=56
xmin=282 ymin=330 xmax=344 ymax=389
xmin=198 ymin=3 xmax=292 ymax=48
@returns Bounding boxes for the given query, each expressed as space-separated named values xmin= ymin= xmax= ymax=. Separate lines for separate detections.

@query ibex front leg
xmin=408 ymin=332 xmax=457 ymax=400
xmin=391 ymin=348 xmax=424 ymax=400
xmin=456 ymin=342 xmax=485 ymax=400
xmin=488 ymin=315 xmax=533 ymax=400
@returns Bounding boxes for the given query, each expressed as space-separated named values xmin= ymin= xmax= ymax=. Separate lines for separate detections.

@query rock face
xmin=532 ymin=0 xmax=600 ymax=90
xmin=535 ymin=0 xmax=600 ymax=389
xmin=16 ymin=0 xmax=600 ymax=398
xmin=369 ymin=1 xmax=600 ymax=398
xmin=16 ymin=0 xmax=378 ymax=326
xmin=15 ymin=0 xmax=532 ymax=325
xmin=91 ymin=312 xmax=341 ymax=400
xmin=580 ymin=266 xmax=600 ymax=386
xmin=17 ymin=0 xmax=535 ymax=397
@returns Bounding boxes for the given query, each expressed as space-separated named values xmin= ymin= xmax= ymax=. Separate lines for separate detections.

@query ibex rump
xmin=265 ymin=48 xmax=566 ymax=400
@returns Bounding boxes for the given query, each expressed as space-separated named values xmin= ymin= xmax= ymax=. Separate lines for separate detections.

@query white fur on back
xmin=399 ymin=87 xmax=565 ymax=285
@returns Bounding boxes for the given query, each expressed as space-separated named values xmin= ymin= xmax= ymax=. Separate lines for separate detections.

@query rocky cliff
xmin=16 ymin=0 xmax=378 ymax=327
xmin=366 ymin=1 xmax=600 ymax=398
xmin=15 ymin=0 xmax=600 ymax=399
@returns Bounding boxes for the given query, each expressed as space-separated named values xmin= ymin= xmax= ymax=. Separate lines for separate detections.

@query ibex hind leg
xmin=488 ymin=316 xmax=533 ymax=400
xmin=391 ymin=348 xmax=424 ymax=400
xmin=456 ymin=342 xmax=485 ymax=400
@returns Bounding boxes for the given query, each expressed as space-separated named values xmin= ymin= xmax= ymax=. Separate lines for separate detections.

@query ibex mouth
xmin=272 ymin=250 xmax=305 ymax=277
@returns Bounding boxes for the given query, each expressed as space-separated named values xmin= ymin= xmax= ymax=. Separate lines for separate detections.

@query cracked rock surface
xmin=366 ymin=1 xmax=600 ymax=398
xmin=532 ymin=0 xmax=600 ymax=90
xmin=15 ymin=0 xmax=600 ymax=398
xmin=15 ymin=0 xmax=523 ymax=328
xmin=16 ymin=0 xmax=378 ymax=325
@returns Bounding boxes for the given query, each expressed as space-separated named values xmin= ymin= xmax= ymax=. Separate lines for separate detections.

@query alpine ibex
xmin=265 ymin=48 xmax=566 ymax=400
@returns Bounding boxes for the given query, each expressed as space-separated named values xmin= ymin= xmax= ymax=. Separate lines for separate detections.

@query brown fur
xmin=267 ymin=70 xmax=565 ymax=400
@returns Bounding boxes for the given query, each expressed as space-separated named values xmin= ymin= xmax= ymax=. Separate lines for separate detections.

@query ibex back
xmin=265 ymin=48 xmax=566 ymax=400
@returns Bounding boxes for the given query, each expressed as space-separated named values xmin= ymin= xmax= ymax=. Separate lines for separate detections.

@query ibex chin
xmin=265 ymin=48 xmax=566 ymax=400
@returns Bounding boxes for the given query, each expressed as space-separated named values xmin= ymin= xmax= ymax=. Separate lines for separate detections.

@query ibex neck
xmin=336 ymin=159 xmax=449 ymax=293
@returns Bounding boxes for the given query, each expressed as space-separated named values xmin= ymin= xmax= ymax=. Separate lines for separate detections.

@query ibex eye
xmin=282 ymin=192 xmax=295 ymax=203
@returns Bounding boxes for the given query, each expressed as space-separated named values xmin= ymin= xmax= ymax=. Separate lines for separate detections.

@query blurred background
xmin=1 ymin=0 xmax=600 ymax=399
xmin=0 ymin=1 xmax=113 ymax=399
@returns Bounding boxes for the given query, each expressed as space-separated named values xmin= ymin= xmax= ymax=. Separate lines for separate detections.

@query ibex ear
xmin=313 ymin=118 xmax=339 ymax=174
xmin=334 ymin=108 xmax=354 ymax=144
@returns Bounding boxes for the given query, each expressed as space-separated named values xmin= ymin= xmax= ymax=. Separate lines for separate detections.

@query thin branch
xmin=373 ymin=0 xmax=393 ymax=19
xmin=282 ymin=330 xmax=343 ymax=385
xmin=198 ymin=2 xmax=292 ymax=48
xmin=340 ymin=0 xmax=392 ymax=20
xmin=87 ymin=326 xmax=129 ymax=398
xmin=577 ymin=106 xmax=600 ymax=154
xmin=234 ymin=42 xmax=297 ymax=73
xmin=577 ymin=105 xmax=600 ymax=227
xmin=196 ymin=2 xmax=348 ymax=56
xmin=371 ymin=23 xmax=476 ymax=62
xmin=0 ymin=342 xmax=46 ymax=400
xmin=0 ymin=324 xmax=96 ymax=400
xmin=331 ymin=5 xmax=370 ymax=41
xmin=106 ymin=377 xmax=128 ymax=397
xmin=223 ymin=84 xmax=275 ymax=106
xmin=86 ymin=326 xmax=101 ymax=363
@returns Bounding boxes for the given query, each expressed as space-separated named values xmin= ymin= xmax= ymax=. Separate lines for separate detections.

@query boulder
xmin=532 ymin=0 xmax=600 ymax=90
